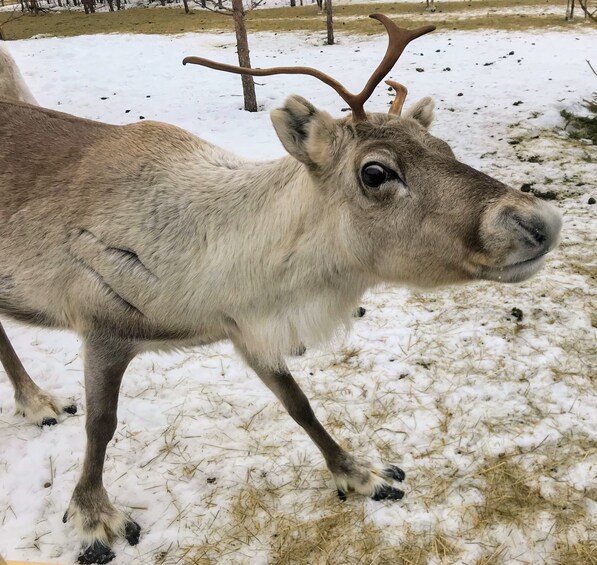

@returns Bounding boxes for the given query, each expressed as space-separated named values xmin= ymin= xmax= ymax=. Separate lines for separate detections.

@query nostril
xmin=512 ymin=215 xmax=548 ymax=248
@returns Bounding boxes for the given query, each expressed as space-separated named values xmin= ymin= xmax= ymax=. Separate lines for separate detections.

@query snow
xmin=1 ymin=27 xmax=596 ymax=564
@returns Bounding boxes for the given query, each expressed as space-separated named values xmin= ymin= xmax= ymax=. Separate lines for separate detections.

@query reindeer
xmin=0 ymin=15 xmax=561 ymax=564
xmin=0 ymin=45 xmax=37 ymax=105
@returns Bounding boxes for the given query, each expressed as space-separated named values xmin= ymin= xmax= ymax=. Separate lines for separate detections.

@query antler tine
xmin=182 ymin=56 xmax=361 ymax=118
xmin=385 ymin=80 xmax=408 ymax=116
xmin=354 ymin=14 xmax=434 ymax=114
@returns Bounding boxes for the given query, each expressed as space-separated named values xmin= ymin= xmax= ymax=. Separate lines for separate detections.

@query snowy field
xmin=1 ymin=27 xmax=596 ymax=564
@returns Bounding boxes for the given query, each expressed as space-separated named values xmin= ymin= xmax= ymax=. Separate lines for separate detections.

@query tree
xmin=324 ymin=0 xmax=333 ymax=45
xmin=565 ymin=0 xmax=576 ymax=20
xmin=577 ymin=0 xmax=597 ymax=21
xmin=199 ymin=0 xmax=262 ymax=111
xmin=0 ymin=4 xmax=33 ymax=38
xmin=566 ymin=0 xmax=596 ymax=21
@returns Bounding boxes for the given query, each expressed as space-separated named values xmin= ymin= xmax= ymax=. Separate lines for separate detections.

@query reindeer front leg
xmin=237 ymin=346 xmax=405 ymax=502
xmin=63 ymin=335 xmax=140 ymax=564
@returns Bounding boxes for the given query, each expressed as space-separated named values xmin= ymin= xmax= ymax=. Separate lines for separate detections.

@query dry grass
xmin=178 ymin=485 xmax=463 ymax=565
xmin=556 ymin=539 xmax=597 ymax=565
xmin=476 ymin=457 xmax=586 ymax=528
xmin=0 ymin=0 xmax=580 ymax=40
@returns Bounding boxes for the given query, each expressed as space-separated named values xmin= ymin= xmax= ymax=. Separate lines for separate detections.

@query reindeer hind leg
xmin=0 ymin=321 xmax=77 ymax=426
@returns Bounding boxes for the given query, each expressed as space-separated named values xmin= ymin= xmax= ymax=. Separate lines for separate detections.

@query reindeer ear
xmin=271 ymin=95 xmax=336 ymax=167
xmin=405 ymin=96 xmax=435 ymax=129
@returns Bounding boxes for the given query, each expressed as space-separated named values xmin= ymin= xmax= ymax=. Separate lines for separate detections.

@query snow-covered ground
xmin=1 ymin=28 xmax=596 ymax=564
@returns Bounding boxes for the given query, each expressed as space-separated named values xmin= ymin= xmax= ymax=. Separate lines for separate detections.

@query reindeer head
xmin=184 ymin=15 xmax=561 ymax=288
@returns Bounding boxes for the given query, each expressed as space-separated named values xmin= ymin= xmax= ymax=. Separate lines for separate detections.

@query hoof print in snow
xmin=372 ymin=484 xmax=404 ymax=501
xmin=64 ymin=404 xmax=78 ymax=415
xmin=207 ymin=477 xmax=217 ymax=484
xmin=125 ymin=520 xmax=141 ymax=546
xmin=510 ymin=307 xmax=524 ymax=322
xmin=513 ymin=101 xmax=523 ymax=106
xmin=354 ymin=306 xmax=366 ymax=318
xmin=78 ymin=541 xmax=115 ymax=565
xmin=139 ymin=116 xmax=145 ymax=120
xmin=416 ymin=68 xmax=424 ymax=72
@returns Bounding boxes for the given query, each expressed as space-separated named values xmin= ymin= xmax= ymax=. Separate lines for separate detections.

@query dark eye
xmin=361 ymin=162 xmax=394 ymax=189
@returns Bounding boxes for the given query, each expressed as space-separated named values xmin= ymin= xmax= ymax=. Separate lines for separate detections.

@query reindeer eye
xmin=361 ymin=162 xmax=395 ymax=189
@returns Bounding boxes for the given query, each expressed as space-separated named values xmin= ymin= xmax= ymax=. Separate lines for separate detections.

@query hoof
xmin=64 ymin=404 xmax=78 ymax=415
xmin=354 ymin=306 xmax=366 ymax=318
xmin=125 ymin=520 xmax=141 ymax=546
xmin=337 ymin=489 xmax=347 ymax=502
xmin=78 ymin=541 xmax=115 ymax=564
xmin=372 ymin=484 xmax=404 ymax=501
xmin=41 ymin=417 xmax=57 ymax=427
xmin=383 ymin=465 xmax=405 ymax=482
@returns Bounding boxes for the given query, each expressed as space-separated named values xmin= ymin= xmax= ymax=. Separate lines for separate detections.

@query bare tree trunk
xmin=325 ymin=0 xmax=334 ymax=45
xmin=231 ymin=0 xmax=258 ymax=112
xmin=115 ymin=0 xmax=121 ymax=10
xmin=182 ymin=0 xmax=189 ymax=13
xmin=200 ymin=0 xmax=205 ymax=6
xmin=565 ymin=0 xmax=575 ymax=20
xmin=106 ymin=0 xmax=114 ymax=10
xmin=290 ymin=0 xmax=295 ymax=6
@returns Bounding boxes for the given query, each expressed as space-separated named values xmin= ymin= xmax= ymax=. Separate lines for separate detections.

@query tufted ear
xmin=270 ymin=95 xmax=338 ymax=168
xmin=404 ymin=96 xmax=435 ymax=129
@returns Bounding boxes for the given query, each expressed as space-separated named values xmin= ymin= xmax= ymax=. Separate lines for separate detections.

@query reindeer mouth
xmin=479 ymin=253 xmax=548 ymax=283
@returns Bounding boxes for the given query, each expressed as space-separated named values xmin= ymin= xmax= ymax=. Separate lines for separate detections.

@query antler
xmin=183 ymin=14 xmax=435 ymax=122
xmin=385 ymin=80 xmax=408 ymax=116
